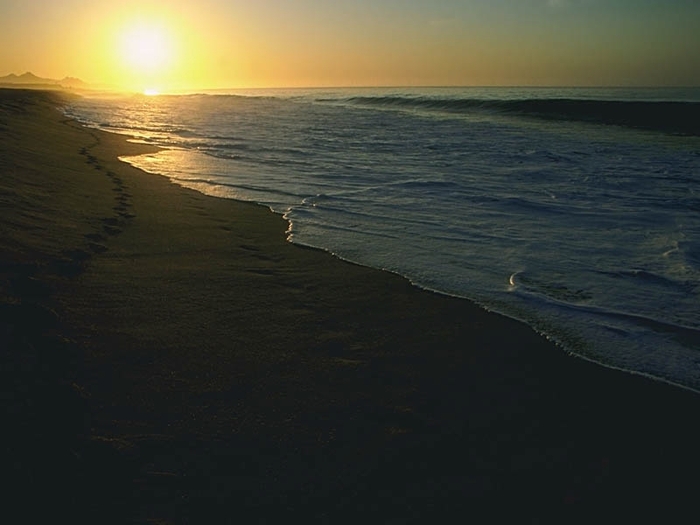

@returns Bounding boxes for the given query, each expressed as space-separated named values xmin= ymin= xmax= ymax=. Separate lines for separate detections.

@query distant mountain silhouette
xmin=0 ymin=71 xmax=88 ymax=89
xmin=60 ymin=76 xmax=88 ymax=88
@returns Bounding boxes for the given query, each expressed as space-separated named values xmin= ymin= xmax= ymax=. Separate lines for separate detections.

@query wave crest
xmin=334 ymin=96 xmax=700 ymax=135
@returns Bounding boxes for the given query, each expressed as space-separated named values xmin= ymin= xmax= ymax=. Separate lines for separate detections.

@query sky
xmin=0 ymin=0 xmax=699 ymax=92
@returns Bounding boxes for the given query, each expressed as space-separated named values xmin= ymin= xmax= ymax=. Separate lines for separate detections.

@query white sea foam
xmin=66 ymin=87 xmax=700 ymax=391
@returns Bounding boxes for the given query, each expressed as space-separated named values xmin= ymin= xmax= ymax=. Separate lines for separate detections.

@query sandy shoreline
xmin=2 ymin=88 xmax=700 ymax=523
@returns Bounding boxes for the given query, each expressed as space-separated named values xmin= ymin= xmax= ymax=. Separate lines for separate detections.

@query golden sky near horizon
xmin=1 ymin=0 xmax=699 ymax=92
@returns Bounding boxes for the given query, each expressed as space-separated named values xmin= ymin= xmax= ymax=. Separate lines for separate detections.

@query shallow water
xmin=65 ymin=87 xmax=700 ymax=391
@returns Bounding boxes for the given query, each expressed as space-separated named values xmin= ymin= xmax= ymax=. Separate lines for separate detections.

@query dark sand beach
xmin=3 ymin=88 xmax=700 ymax=523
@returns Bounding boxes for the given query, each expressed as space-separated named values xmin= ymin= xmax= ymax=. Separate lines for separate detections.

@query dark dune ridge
xmin=2 ymin=88 xmax=700 ymax=524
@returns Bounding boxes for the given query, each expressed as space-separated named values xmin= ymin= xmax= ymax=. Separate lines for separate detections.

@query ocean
xmin=64 ymin=87 xmax=700 ymax=392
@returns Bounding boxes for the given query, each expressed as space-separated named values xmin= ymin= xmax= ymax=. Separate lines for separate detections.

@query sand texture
xmin=2 ymin=88 xmax=700 ymax=523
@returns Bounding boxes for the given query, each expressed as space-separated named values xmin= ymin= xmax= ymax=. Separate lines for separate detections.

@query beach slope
xmin=2 ymin=88 xmax=700 ymax=523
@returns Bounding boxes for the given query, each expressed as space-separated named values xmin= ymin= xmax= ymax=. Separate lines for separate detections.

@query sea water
xmin=64 ymin=87 xmax=700 ymax=391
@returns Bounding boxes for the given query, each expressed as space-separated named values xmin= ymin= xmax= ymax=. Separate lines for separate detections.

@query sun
xmin=120 ymin=22 xmax=173 ymax=73
xmin=114 ymin=19 xmax=178 ymax=92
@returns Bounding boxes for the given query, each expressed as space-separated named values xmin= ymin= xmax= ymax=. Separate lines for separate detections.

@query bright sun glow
xmin=115 ymin=18 xmax=179 ymax=92
xmin=120 ymin=23 xmax=172 ymax=72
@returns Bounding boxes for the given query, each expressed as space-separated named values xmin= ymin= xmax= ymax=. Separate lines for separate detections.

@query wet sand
xmin=2 ymin=88 xmax=700 ymax=523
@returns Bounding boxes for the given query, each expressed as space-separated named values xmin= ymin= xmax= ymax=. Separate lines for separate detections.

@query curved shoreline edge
xmin=3 ymin=88 xmax=700 ymax=523
xmin=118 ymin=143 xmax=700 ymax=397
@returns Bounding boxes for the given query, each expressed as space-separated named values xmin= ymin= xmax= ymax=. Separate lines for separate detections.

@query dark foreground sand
xmin=2 ymin=88 xmax=700 ymax=523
